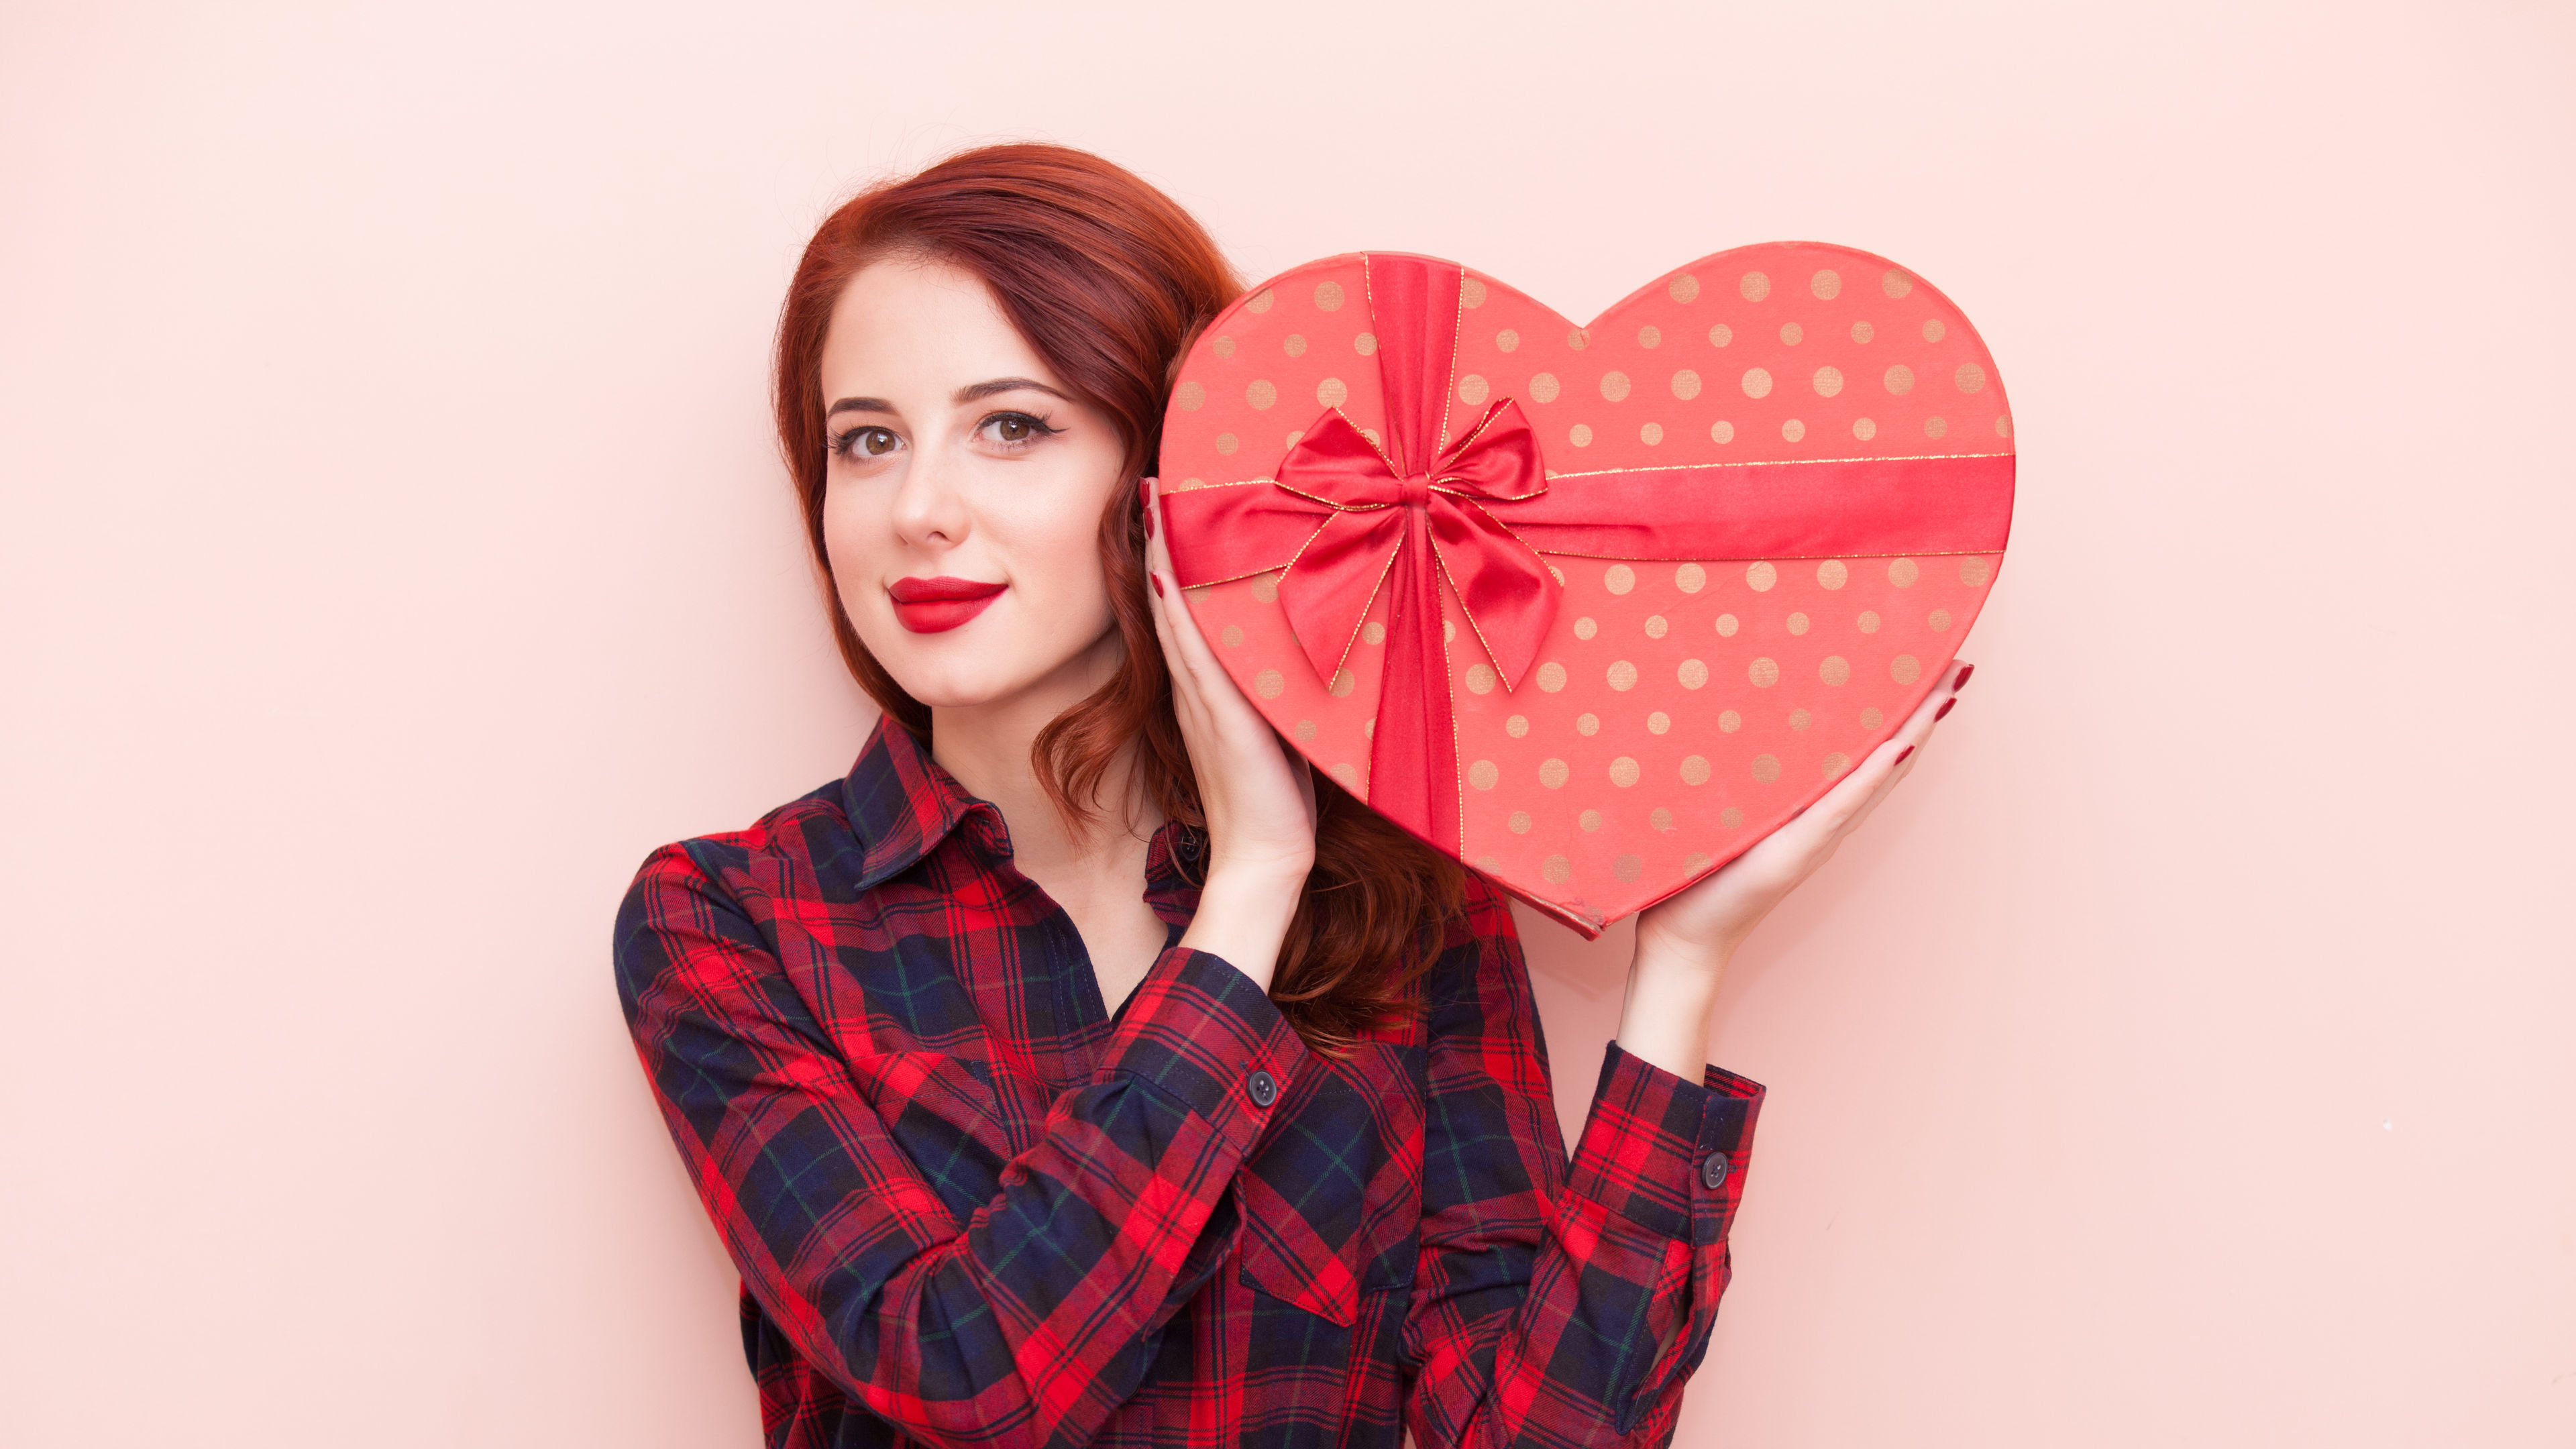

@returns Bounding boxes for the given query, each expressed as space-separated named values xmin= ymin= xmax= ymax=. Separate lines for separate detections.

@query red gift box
xmin=1158 ymin=247 xmax=2013 ymax=936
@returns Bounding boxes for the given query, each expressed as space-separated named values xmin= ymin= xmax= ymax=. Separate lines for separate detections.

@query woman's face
xmin=818 ymin=256 xmax=1131 ymax=716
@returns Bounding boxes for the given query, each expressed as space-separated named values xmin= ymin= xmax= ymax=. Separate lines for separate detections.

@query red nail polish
xmin=1952 ymin=663 xmax=1974 ymax=692
xmin=1148 ymin=572 xmax=1164 ymax=597
xmin=1934 ymin=696 xmax=1956 ymax=722
xmin=1894 ymin=745 xmax=1915 ymax=765
xmin=1143 ymin=504 xmax=1155 ymax=539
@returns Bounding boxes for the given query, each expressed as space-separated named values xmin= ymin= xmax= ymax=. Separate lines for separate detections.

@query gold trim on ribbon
xmin=1543 ymin=449 xmax=2015 ymax=480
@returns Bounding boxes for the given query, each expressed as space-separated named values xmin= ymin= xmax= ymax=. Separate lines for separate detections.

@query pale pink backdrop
xmin=4 ymin=3 xmax=2569 ymax=1445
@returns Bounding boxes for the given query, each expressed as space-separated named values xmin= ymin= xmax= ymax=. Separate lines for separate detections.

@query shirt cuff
xmin=1091 ymin=945 xmax=1312 ymax=1156
xmin=1565 ymin=1040 xmax=1766 ymax=1245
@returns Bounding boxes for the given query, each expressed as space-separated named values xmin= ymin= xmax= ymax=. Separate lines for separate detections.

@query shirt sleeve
xmin=613 ymin=842 xmax=1309 ymax=1449
xmin=1403 ymin=883 xmax=1764 ymax=1448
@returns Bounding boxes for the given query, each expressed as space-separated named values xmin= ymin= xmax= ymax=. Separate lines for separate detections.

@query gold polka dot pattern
xmin=1157 ymin=244 xmax=2010 ymax=932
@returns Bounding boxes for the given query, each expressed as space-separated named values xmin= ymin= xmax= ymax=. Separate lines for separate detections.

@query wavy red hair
xmin=773 ymin=143 xmax=1463 ymax=1049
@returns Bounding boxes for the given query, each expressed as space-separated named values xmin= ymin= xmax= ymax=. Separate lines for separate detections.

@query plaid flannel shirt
xmin=614 ymin=718 xmax=1764 ymax=1449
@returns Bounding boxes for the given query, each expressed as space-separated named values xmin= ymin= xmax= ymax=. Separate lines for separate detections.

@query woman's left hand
xmin=1140 ymin=478 xmax=1318 ymax=993
xmin=1616 ymin=659 xmax=1975 ymax=1077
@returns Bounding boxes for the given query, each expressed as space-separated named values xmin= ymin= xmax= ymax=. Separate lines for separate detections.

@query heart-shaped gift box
xmin=1158 ymin=246 xmax=2012 ymax=936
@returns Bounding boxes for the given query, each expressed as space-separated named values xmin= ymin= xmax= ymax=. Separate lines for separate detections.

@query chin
xmin=884 ymin=636 xmax=1124 ymax=720
xmin=850 ymin=595 xmax=1122 ymax=710
xmin=870 ymin=647 xmax=1030 ymax=712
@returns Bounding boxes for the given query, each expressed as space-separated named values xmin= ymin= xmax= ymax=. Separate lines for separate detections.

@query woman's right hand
xmin=1140 ymin=477 xmax=1318 ymax=991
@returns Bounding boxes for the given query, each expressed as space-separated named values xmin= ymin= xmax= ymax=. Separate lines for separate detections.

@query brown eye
xmin=834 ymin=427 xmax=898 ymax=462
xmin=979 ymin=411 xmax=1055 ymax=447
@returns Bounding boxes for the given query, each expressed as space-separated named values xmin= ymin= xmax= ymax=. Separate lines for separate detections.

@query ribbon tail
xmin=1364 ymin=505 xmax=1460 ymax=853
xmin=1275 ymin=507 xmax=1406 ymax=684
xmin=1429 ymin=495 xmax=1558 ymax=690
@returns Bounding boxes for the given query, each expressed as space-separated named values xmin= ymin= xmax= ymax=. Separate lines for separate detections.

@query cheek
xmin=820 ymin=488 xmax=885 ymax=614
xmin=995 ymin=494 xmax=1116 ymax=627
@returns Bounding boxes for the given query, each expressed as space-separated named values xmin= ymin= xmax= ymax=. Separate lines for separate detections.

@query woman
xmin=615 ymin=143 xmax=1969 ymax=1449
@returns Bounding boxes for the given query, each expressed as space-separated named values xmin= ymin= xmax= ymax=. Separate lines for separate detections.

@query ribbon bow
xmin=1161 ymin=254 xmax=2015 ymax=856
xmin=1267 ymin=399 xmax=1556 ymax=693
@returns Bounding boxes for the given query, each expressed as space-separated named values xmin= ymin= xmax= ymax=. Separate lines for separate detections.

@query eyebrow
xmin=825 ymin=377 xmax=1071 ymax=419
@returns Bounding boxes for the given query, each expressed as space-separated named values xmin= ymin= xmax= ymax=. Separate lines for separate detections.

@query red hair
xmin=774 ymin=143 xmax=1464 ymax=1049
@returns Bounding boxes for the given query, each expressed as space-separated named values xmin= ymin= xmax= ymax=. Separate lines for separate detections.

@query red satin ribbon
xmin=1161 ymin=254 xmax=2015 ymax=855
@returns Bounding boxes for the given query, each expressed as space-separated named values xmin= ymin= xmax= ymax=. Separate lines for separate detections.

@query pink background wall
xmin=5 ymin=3 xmax=2569 ymax=1444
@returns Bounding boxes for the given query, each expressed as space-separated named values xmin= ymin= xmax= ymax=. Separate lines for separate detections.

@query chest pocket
xmin=1234 ymin=1043 xmax=1423 ymax=1326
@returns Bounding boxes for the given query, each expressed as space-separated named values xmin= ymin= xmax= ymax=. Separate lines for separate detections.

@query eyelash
xmin=828 ymin=411 xmax=1064 ymax=464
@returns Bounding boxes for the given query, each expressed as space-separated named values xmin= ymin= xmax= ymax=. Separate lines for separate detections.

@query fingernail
xmin=1138 ymin=479 xmax=1157 ymax=537
xmin=1894 ymin=745 xmax=1915 ymax=765
xmin=1934 ymin=696 xmax=1956 ymax=722
xmin=1148 ymin=572 xmax=1164 ymax=597
xmin=1952 ymin=663 xmax=1974 ymax=692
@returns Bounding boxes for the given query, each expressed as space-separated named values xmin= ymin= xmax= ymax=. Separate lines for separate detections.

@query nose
xmin=887 ymin=435 xmax=971 ymax=553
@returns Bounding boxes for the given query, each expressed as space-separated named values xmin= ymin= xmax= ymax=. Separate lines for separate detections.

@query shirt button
xmin=1177 ymin=831 xmax=1202 ymax=861
xmin=1701 ymin=1154 xmax=1729 ymax=1189
xmin=1248 ymin=1070 xmax=1278 ymax=1108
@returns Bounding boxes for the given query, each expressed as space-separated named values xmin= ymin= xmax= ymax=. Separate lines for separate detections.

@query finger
xmin=1803 ymin=655 xmax=1968 ymax=837
xmin=1138 ymin=483 xmax=1211 ymax=724
xmin=1140 ymin=482 xmax=1206 ymax=673
xmin=1278 ymin=728 xmax=1320 ymax=822
xmin=1145 ymin=483 xmax=1260 ymax=722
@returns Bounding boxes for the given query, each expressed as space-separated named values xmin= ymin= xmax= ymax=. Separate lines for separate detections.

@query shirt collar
xmin=839 ymin=716 xmax=989 ymax=892
xmin=838 ymin=716 xmax=1205 ymax=914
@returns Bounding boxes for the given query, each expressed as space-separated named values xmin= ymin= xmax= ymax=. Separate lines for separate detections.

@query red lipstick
xmin=889 ymin=576 xmax=1005 ymax=633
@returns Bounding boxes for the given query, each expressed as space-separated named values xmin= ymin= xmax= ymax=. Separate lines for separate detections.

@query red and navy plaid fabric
xmin=615 ymin=718 xmax=1764 ymax=1449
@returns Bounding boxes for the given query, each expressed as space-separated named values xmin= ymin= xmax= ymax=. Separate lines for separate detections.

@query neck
xmin=927 ymin=629 xmax=1155 ymax=877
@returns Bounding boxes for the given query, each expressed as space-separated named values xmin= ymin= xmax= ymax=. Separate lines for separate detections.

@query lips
xmin=889 ymin=576 xmax=1006 ymax=634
